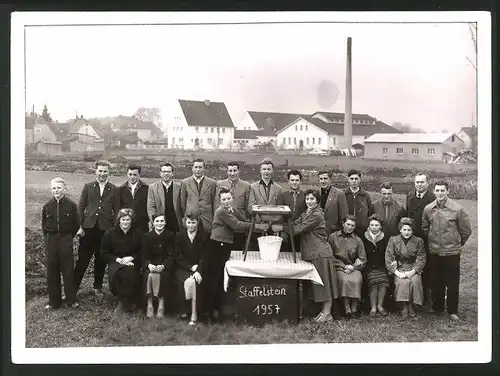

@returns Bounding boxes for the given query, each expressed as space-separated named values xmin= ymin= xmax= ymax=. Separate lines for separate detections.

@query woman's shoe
xmin=378 ymin=307 xmax=388 ymax=316
xmin=156 ymin=307 xmax=165 ymax=318
xmin=316 ymin=312 xmax=333 ymax=323
xmin=369 ymin=310 xmax=376 ymax=317
xmin=188 ymin=319 xmax=197 ymax=326
xmin=146 ymin=305 xmax=154 ymax=318
xmin=313 ymin=312 xmax=324 ymax=322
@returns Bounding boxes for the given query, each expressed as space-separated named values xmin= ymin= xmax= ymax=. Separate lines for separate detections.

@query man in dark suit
xmin=405 ymin=172 xmax=435 ymax=308
xmin=74 ymin=160 xmax=120 ymax=296
xmin=117 ymin=164 xmax=149 ymax=232
xmin=147 ymin=162 xmax=182 ymax=234
xmin=180 ymin=158 xmax=217 ymax=233
xmin=371 ymin=182 xmax=405 ymax=238
xmin=318 ymin=170 xmax=349 ymax=238
xmin=344 ymin=169 xmax=373 ymax=237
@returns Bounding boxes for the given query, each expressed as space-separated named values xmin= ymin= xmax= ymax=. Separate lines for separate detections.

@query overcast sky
xmin=25 ymin=22 xmax=477 ymax=132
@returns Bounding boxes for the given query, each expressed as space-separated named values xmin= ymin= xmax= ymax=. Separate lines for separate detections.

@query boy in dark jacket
xmin=42 ymin=177 xmax=80 ymax=309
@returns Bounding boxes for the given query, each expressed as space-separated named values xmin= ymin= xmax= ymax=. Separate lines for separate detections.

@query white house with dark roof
xmin=364 ymin=133 xmax=465 ymax=162
xmin=167 ymin=99 xmax=235 ymax=150
xmin=457 ymin=126 xmax=477 ymax=150
xmin=276 ymin=115 xmax=400 ymax=151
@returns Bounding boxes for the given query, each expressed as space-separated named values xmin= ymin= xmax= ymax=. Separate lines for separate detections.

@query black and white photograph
xmin=11 ymin=11 xmax=492 ymax=364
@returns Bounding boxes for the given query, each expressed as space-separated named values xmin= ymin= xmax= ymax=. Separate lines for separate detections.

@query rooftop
xmin=364 ymin=133 xmax=461 ymax=144
xmin=179 ymin=99 xmax=235 ymax=128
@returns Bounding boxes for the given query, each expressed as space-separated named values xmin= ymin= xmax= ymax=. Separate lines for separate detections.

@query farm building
xmin=35 ymin=140 xmax=62 ymax=155
xmin=166 ymin=99 xmax=235 ymax=150
xmin=457 ymin=126 xmax=478 ymax=152
xmin=363 ymin=133 xmax=466 ymax=162
xmin=233 ymin=130 xmax=260 ymax=150
xmin=25 ymin=116 xmax=58 ymax=145
xmin=103 ymin=115 xmax=163 ymax=141
xmin=276 ymin=115 xmax=399 ymax=151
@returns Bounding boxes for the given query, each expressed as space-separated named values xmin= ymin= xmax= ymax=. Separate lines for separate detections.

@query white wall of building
xmin=76 ymin=123 xmax=100 ymax=138
xmin=277 ymin=118 xmax=329 ymax=150
xmin=328 ymin=134 xmax=367 ymax=148
xmin=237 ymin=112 xmax=259 ymax=131
xmin=136 ymin=129 xmax=152 ymax=141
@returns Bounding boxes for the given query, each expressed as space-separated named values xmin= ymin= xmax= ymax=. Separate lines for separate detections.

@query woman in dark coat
xmin=174 ymin=212 xmax=209 ymax=325
xmin=329 ymin=214 xmax=367 ymax=318
xmin=361 ymin=214 xmax=390 ymax=317
xmin=273 ymin=189 xmax=339 ymax=323
xmin=141 ymin=214 xmax=175 ymax=318
xmin=385 ymin=217 xmax=426 ymax=318
xmin=101 ymin=208 xmax=143 ymax=313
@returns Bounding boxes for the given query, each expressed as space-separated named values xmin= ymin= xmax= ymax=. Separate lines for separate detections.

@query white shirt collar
xmin=162 ymin=180 xmax=172 ymax=188
xmin=187 ymin=231 xmax=196 ymax=242
xmin=193 ymin=176 xmax=204 ymax=184
xmin=350 ymin=187 xmax=360 ymax=194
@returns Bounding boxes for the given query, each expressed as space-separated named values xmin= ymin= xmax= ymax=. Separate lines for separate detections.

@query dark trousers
xmin=430 ymin=254 xmax=461 ymax=314
xmin=205 ymin=240 xmax=232 ymax=314
xmin=420 ymin=237 xmax=432 ymax=302
xmin=73 ymin=226 xmax=106 ymax=291
xmin=45 ymin=233 xmax=77 ymax=307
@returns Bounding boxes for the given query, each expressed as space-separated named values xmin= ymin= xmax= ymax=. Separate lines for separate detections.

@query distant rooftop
xmin=365 ymin=133 xmax=462 ymax=144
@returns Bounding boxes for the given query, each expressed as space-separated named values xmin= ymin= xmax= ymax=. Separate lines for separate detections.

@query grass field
xmin=24 ymin=170 xmax=478 ymax=347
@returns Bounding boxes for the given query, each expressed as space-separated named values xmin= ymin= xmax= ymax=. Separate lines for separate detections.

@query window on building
xmin=222 ymin=128 xmax=226 ymax=133
xmin=191 ymin=139 xmax=194 ymax=143
xmin=382 ymin=147 xmax=388 ymax=155
xmin=295 ymin=125 xmax=298 ymax=131
xmin=452 ymin=135 xmax=455 ymax=142
xmin=172 ymin=137 xmax=175 ymax=145
xmin=195 ymin=126 xmax=199 ymax=133
xmin=312 ymin=137 xmax=315 ymax=145
xmin=219 ymin=138 xmax=223 ymax=145
xmin=179 ymin=138 xmax=184 ymax=144
xmin=333 ymin=138 xmax=336 ymax=145
xmin=300 ymin=125 xmax=303 ymax=131
xmin=428 ymin=148 xmax=435 ymax=155
xmin=396 ymin=148 xmax=403 ymax=155
xmin=211 ymin=127 xmax=215 ymax=133
xmin=207 ymin=138 xmax=212 ymax=144
xmin=318 ymin=137 xmax=322 ymax=145
xmin=306 ymin=137 xmax=309 ymax=145
xmin=305 ymin=125 xmax=308 ymax=131
xmin=35 ymin=127 xmax=41 ymax=134
xmin=294 ymin=137 xmax=297 ymax=145
xmin=288 ymin=137 xmax=291 ymax=144
xmin=245 ymin=140 xmax=249 ymax=144
xmin=412 ymin=148 xmax=419 ymax=155
xmin=205 ymin=127 xmax=208 ymax=133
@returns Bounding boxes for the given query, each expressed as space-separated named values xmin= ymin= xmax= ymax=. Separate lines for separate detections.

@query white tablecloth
xmin=224 ymin=251 xmax=324 ymax=291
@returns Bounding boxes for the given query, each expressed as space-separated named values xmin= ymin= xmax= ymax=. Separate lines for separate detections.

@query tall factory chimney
xmin=344 ymin=37 xmax=353 ymax=149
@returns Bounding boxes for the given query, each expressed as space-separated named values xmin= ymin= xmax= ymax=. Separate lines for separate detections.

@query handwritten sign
xmin=234 ymin=277 xmax=298 ymax=325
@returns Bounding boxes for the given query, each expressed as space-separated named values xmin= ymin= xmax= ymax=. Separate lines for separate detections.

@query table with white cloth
xmin=224 ymin=250 xmax=324 ymax=324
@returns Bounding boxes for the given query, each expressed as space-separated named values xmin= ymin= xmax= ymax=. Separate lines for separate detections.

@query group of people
xmin=40 ymin=157 xmax=472 ymax=325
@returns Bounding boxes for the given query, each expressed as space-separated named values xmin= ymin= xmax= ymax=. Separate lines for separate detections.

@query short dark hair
xmin=368 ymin=214 xmax=382 ymax=225
xmin=434 ymin=180 xmax=449 ymax=190
xmin=193 ymin=158 xmax=205 ymax=166
xmin=128 ymin=164 xmax=142 ymax=174
xmin=218 ymin=187 xmax=232 ymax=198
xmin=318 ymin=170 xmax=331 ymax=178
xmin=398 ymin=217 xmax=414 ymax=231
xmin=95 ymin=160 xmax=110 ymax=169
xmin=348 ymin=169 xmax=361 ymax=178
xmin=227 ymin=161 xmax=240 ymax=169
xmin=287 ymin=169 xmax=303 ymax=180
xmin=152 ymin=213 xmax=165 ymax=222
xmin=380 ymin=182 xmax=392 ymax=190
xmin=343 ymin=214 xmax=357 ymax=224
xmin=160 ymin=162 xmax=174 ymax=171
xmin=260 ymin=158 xmax=274 ymax=168
xmin=184 ymin=212 xmax=199 ymax=222
xmin=304 ymin=188 xmax=321 ymax=204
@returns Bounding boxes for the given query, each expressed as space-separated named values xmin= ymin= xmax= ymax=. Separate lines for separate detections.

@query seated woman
xmin=101 ymin=208 xmax=143 ymax=313
xmin=208 ymin=187 xmax=268 ymax=320
xmin=361 ymin=214 xmax=390 ymax=317
xmin=272 ymin=189 xmax=339 ymax=323
xmin=328 ymin=214 xmax=367 ymax=318
xmin=174 ymin=212 xmax=209 ymax=326
xmin=385 ymin=217 xmax=426 ymax=318
xmin=141 ymin=214 xmax=175 ymax=318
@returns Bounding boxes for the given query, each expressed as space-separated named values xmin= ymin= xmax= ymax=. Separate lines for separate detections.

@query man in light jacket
xmin=422 ymin=180 xmax=472 ymax=321
xmin=180 ymin=158 xmax=217 ymax=233
xmin=147 ymin=162 xmax=182 ymax=234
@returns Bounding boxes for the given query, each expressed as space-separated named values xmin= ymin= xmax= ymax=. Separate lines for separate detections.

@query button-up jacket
xmin=118 ymin=180 xmax=149 ymax=232
xmin=385 ymin=235 xmax=426 ymax=274
xmin=287 ymin=207 xmax=333 ymax=261
xmin=322 ymin=185 xmax=349 ymax=237
xmin=328 ymin=230 xmax=367 ymax=271
xmin=180 ymin=176 xmax=217 ymax=233
xmin=42 ymin=196 xmax=80 ymax=236
xmin=344 ymin=187 xmax=373 ymax=235
xmin=371 ymin=198 xmax=405 ymax=237
xmin=141 ymin=229 xmax=175 ymax=271
xmin=247 ymin=179 xmax=282 ymax=222
xmin=175 ymin=227 xmax=209 ymax=274
xmin=421 ymin=198 xmax=472 ymax=256
xmin=147 ymin=180 xmax=182 ymax=227
xmin=361 ymin=230 xmax=389 ymax=272
xmin=405 ymin=190 xmax=435 ymax=239
xmin=78 ymin=180 xmax=120 ymax=230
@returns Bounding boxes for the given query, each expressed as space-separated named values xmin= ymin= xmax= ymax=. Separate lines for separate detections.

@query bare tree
xmin=134 ymin=107 xmax=162 ymax=126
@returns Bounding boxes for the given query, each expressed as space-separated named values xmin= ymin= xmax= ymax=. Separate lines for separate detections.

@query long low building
xmin=363 ymin=133 xmax=466 ymax=162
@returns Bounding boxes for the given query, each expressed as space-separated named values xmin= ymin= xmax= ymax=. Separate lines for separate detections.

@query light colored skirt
xmin=309 ymin=257 xmax=339 ymax=302
xmin=337 ymin=270 xmax=363 ymax=299
xmin=394 ymin=274 xmax=423 ymax=305
xmin=366 ymin=269 xmax=390 ymax=293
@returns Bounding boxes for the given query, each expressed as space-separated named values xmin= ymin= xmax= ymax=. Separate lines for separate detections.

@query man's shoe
xmin=69 ymin=302 xmax=79 ymax=308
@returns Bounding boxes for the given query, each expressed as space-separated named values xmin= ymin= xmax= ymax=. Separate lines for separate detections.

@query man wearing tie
xmin=405 ymin=172 xmax=436 ymax=308
xmin=214 ymin=161 xmax=251 ymax=249
xmin=117 ymin=164 xmax=149 ymax=232
xmin=318 ymin=170 xmax=349 ymax=238
xmin=147 ymin=162 xmax=182 ymax=235
xmin=74 ymin=160 xmax=120 ymax=296
xmin=180 ymin=158 xmax=217 ymax=233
